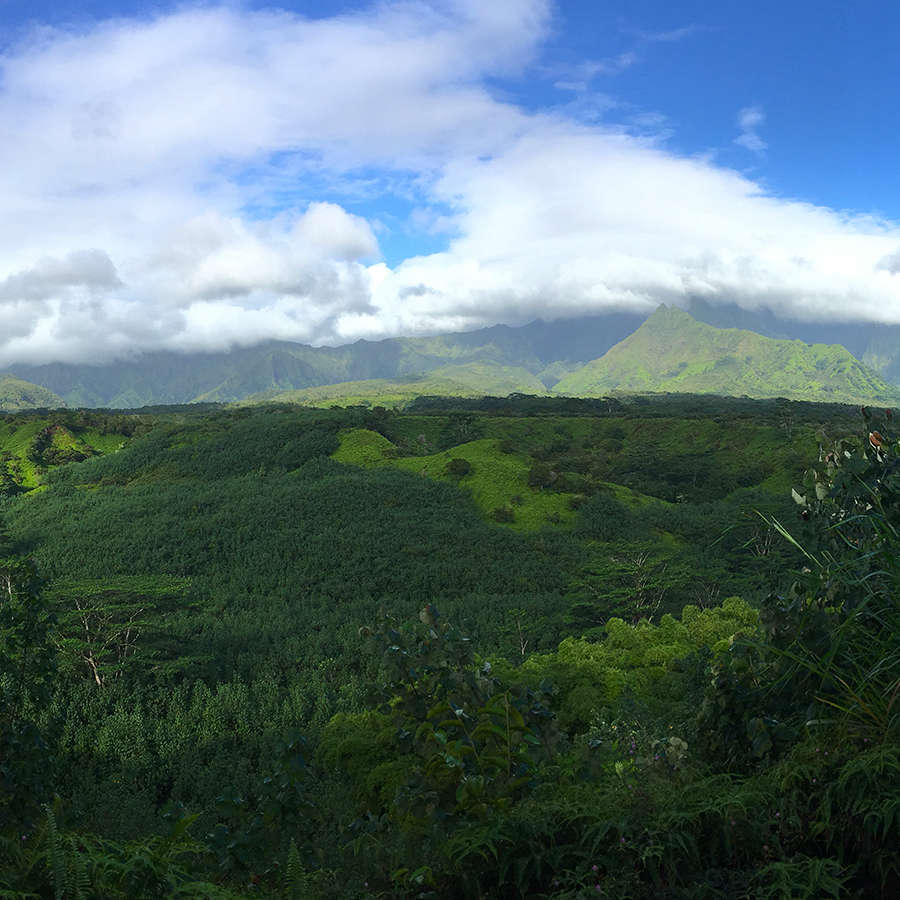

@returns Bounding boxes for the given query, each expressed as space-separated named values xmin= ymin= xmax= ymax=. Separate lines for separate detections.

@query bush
xmin=445 ymin=457 xmax=472 ymax=478
xmin=575 ymin=491 xmax=647 ymax=542
xmin=491 ymin=506 xmax=515 ymax=523
xmin=528 ymin=463 xmax=556 ymax=489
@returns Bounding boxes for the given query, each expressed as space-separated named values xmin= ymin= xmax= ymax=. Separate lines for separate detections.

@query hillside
xmin=0 ymin=412 xmax=135 ymax=494
xmin=8 ymin=311 xmax=643 ymax=408
xmin=554 ymin=305 xmax=900 ymax=404
xmin=241 ymin=362 xmax=548 ymax=407
xmin=2 ymin=399 xmax=895 ymax=898
xmin=0 ymin=374 xmax=64 ymax=411
xmin=686 ymin=297 xmax=900 ymax=385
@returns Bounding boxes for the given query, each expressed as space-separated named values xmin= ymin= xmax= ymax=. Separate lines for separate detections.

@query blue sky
xmin=0 ymin=0 xmax=899 ymax=362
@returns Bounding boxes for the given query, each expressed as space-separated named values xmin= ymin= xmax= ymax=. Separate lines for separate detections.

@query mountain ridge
xmin=7 ymin=311 xmax=643 ymax=407
xmin=6 ymin=305 xmax=900 ymax=408
xmin=554 ymin=305 xmax=900 ymax=405
xmin=0 ymin=373 xmax=65 ymax=411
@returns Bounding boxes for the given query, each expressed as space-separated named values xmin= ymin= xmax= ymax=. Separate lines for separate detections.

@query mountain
xmin=242 ymin=362 xmax=549 ymax=407
xmin=554 ymin=305 xmax=900 ymax=405
xmin=8 ymin=303 xmax=900 ymax=409
xmin=0 ymin=374 xmax=65 ymax=411
xmin=7 ymin=310 xmax=644 ymax=408
xmin=860 ymin=327 xmax=900 ymax=384
xmin=685 ymin=297 xmax=900 ymax=384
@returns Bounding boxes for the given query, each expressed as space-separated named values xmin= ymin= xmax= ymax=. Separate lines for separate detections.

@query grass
xmin=331 ymin=428 xmax=397 ymax=467
xmin=332 ymin=410 xmax=799 ymax=530
xmin=0 ymin=419 xmax=48 ymax=488
xmin=333 ymin=428 xmax=575 ymax=530
xmin=79 ymin=429 xmax=129 ymax=454
xmin=1 ymin=419 xmax=131 ymax=492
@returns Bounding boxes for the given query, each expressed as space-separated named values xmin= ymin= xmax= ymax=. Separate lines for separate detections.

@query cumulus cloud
xmin=0 ymin=1 xmax=899 ymax=365
xmin=0 ymin=250 xmax=121 ymax=303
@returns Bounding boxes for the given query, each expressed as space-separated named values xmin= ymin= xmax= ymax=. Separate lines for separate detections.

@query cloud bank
xmin=1 ymin=0 xmax=900 ymax=365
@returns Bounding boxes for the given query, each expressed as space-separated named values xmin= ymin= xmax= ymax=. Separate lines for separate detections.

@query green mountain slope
xmin=0 ymin=413 xmax=132 ymax=494
xmin=243 ymin=362 xmax=548 ymax=407
xmin=0 ymin=374 xmax=64 ymax=411
xmin=554 ymin=305 xmax=900 ymax=404
xmin=7 ymin=312 xmax=643 ymax=407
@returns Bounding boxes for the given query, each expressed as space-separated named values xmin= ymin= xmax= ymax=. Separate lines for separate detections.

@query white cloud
xmin=564 ymin=51 xmax=639 ymax=85
xmin=0 ymin=2 xmax=899 ymax=366
xmin=338 ymin=123 xmax=900 ymax=342
xmin=636 ymin=25 xmax=704 ymax=43
xmin=734 ymin=104 xmax=767 ymax=154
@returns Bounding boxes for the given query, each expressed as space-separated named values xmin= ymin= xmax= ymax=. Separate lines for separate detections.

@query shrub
xmin=491 ymin=506 xmax=514 ymax=523
xmin=527 ymin=463 xmax=556 ymax=489
xmin=445 ymin=457 xmax=472 ymax=478
xmin=575 ymin=492 xmax=646 ymax=542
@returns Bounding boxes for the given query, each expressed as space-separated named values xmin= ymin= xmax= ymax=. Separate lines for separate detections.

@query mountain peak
xmin=554 ymin=311 xmax=900 ymax=405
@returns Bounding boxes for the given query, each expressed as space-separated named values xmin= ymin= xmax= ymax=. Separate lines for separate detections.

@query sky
xmin=2 ymin=0 xmax=900 ymax=364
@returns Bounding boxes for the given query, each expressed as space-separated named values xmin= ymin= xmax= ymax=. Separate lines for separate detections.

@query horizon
xmin=3 ymin=1 xmax=900 ymax=366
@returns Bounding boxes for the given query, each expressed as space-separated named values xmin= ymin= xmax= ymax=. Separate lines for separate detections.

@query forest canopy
xmin=0 ymin=397 xmax=897 ymax=897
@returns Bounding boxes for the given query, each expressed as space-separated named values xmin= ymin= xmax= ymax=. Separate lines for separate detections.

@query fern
xmin=41 ymin=805 xmax=65 ymax=900
xmin=284 ymin=839 xmax=305 ymax=899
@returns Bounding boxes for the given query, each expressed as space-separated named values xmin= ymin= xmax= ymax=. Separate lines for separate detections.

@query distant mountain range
xmin=5 ymin=312 xmax=645 ymax=408
xmin=4 ymin=304 xmax=900 ymax=410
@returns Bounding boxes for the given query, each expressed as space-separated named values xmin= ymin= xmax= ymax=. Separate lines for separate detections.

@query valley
xmin=2 ymin=395 xmax=897 ymax=897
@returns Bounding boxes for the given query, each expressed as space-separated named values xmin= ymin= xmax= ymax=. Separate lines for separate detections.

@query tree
xmin=358 ymin=608 xmax=557 ymax=836
xmin=55 ymin=592 xmax=148 ymax=687
xmin=445 ymin=457 xmax=472 ymax=479
xmin=0 ymin=555 xmax=56 ymax=834
xmin=438 ymin=413 xmax=482 ymax=449
xmin=776 ymin=397 xmax=796 ymax=441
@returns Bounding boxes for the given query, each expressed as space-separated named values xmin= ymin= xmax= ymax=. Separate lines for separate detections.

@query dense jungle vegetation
xmin=0 ymin=395 xmax=898 ymax=897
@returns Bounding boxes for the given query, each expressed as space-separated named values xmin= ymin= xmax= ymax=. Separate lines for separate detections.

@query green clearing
xmin=332 ymin=426 xmax=667 ymax=530
xmin=0 ymin=418 xmax=47 ymax=488
xmin=385 ymin=439 xmax=546 ymax=526
xmin=0 ymin=411 xmax=141 ymax=495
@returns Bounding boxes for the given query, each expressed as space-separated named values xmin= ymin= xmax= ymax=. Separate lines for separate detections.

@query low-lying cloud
xmin=1 ymin=1 xmax=899 ymax=365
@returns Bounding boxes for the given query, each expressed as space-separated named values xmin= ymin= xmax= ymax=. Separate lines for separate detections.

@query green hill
xmin=0 ymin=374 xmax=64 ymax=411
xmin=242 ymin=362 xmax=548 ymax=407
xmin=0 ymin=413 xmax=133 ymax=494
xmin=554 ymin=305 xmax=900 ymax=404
